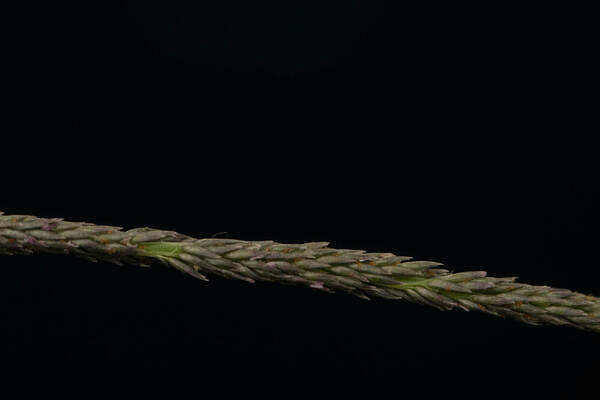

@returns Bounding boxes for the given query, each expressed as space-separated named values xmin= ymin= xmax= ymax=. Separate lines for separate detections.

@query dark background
xmin=1 ymin=2 xmax=597 ymax=397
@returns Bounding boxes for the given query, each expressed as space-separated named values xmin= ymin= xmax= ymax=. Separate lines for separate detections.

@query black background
xmin=2 ymin=2 xmax=598 ymax=398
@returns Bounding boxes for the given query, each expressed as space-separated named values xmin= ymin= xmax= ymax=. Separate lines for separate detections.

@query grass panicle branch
xmin=2 ymin=211 xmax=599 ymax=333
